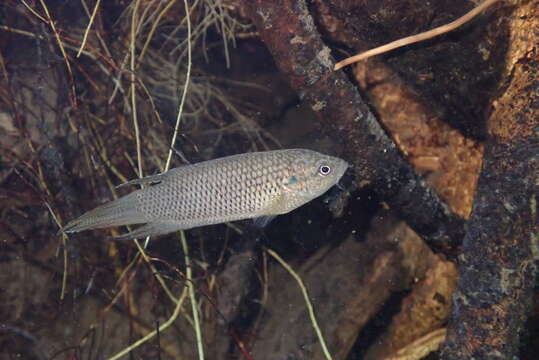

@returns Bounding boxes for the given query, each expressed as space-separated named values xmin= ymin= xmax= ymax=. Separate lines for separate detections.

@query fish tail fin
xmin=62 ymin=192 xmax=146 ymax=234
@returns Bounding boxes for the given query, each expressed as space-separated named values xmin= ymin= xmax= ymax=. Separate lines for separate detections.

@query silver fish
xmin=62 ymin=149 xmax=348 ymax=240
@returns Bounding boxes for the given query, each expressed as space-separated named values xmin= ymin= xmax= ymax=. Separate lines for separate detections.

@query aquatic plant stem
xmin=181 ymin=230 xmax=205 ymax=360
xmin=107 ymin=285 xmax=189 ymax=360
xmin=130 ymin=0 xmax=143 ymax=179
xmin=265 ymin=247 xmax=333 ymax=360
xmin=164 ymin=0 xmax=192 ymax=171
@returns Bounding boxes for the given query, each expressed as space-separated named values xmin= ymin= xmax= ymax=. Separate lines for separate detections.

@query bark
xmin=441 ymin=2 xmax=539 ymax=358
xmin=240 ymin=0 xmax=466 ymax=255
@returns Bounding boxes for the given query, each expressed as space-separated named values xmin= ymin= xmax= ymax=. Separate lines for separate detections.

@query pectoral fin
xmin=252 ymin=215 xmax=277 ymax=228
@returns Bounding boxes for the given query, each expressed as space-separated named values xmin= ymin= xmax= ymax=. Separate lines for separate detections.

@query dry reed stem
xmin=37 ymin=0 xmax=77 ymax=106
xmin=167 ymin=1 xmax=206 ymax=358
xmin=164 ymin=0 xmax=193 ymax=171
xmin=111 ymin=1 xmax=199 ymax=358
xmin=130 ymin=0 xmax=144 ymax=179
xmin=139 ymin=0 xmax=178 ymax=62
xmin=80 ymin=0 xmax=114 ymax=59
xmin=77 ymin=0 xmax=101 ymax=57
xmin=20 ymin=0 xmax=47 ymax=22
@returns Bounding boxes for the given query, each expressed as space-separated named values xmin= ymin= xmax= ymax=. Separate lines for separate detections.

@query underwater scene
xmin=0 ymin=1 xmax=537 ymax=359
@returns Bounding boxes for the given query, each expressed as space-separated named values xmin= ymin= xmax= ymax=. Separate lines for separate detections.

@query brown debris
xmin=385 ymin=328 xmax=448 ymax=360
xmin=354 ymin=60 xmax=483 ymax=217
xmin=365 ymin=256 xmax=457 ymax=359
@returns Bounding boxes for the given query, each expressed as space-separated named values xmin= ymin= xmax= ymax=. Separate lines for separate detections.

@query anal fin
xmin=111 ymin=222 xmax=183 ymax=240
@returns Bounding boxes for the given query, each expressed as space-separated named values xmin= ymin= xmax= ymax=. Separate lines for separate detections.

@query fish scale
xmin=62 ymin=149 xmax=348 ymax=240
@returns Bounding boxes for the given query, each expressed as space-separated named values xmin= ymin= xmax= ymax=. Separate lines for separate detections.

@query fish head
xmin=284 ymin=149 xmax=349 ymax=201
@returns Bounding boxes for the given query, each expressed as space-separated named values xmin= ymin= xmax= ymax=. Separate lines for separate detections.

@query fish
xmin=62 ymin=149 xmax=349 ymax=240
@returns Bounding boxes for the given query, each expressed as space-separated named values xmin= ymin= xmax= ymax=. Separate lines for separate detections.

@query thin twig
xmin=20 ymin=0 xmax=47 ymax=23
xmin=37 ymin=0 xmax=77 ymax=106
xmin=164 ymin=0 xmax=193 ymax=171
xmin=334 ymin=0 xmax=501 ymax=70
xmin=133 ymin=239 xmax=179 ymax=303
xmin=85 ymin=122 xmax=179 ymax=304
xmin=0 ymin=24 xmax=43 ymax=38
xmin=107 ymin=283 xmax=189 ymax=360
xmin=265 ymin=247 xmax=333 ymax=360
xmin=167 ymin=1 xmax=204 ymax=358
xmin=44 ymin=202 xmax=69 ymax=300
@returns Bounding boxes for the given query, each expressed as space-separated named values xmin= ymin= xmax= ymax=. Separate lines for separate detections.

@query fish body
xmin=63 ymin=149 xmax=348 ymax=240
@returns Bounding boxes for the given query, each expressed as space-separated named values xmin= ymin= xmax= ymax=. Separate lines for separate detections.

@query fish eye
xmin=319 ymin=165 xmax=331 ymax=176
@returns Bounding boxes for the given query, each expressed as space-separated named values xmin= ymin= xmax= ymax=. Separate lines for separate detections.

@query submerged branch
xmin=240 ymin=0 xmax=465 ymax=254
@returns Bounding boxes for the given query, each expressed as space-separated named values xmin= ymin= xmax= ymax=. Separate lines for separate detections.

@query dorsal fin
xmin=116 ymin=173 xmax=166 ymax=188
